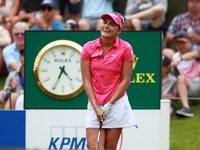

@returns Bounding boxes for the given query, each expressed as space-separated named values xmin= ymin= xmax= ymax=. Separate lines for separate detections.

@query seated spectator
xmin=0 ymin=0 xmax=20 ymax=41
xmin=2 ymin=22 xmax=28 ymax=73
xmin=64 ymin=19 xmax=79 ymax=30
xmin=13 ymin=0 xmax=63 ymax=29
xmin=170 ymin=31 xmax=200 ymax=117
xmin=58 ymin=0 xmax=81 ymax=21
xmin=0 ymin=25 xmax=12 ymax=76
xmin=124 ymin=0 xmax=168 ymax=31
xmin=71 ymin=0 xmax=114 ymax=30
xmin=30 ymin=0 xmax=65 ymax=30
xmin=1 ymin=48 xmax=25 ymax=110
xmin=166 ymin=0 xmax=200 ymax=47
xmin=0 ymin=0 xmax=6 ymax=7
xmin=162 ymin=55 xmax=178 ymax=116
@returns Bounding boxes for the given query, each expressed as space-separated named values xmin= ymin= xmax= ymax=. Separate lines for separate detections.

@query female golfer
xmin=81 ymin=12 xmax=136 ymax=150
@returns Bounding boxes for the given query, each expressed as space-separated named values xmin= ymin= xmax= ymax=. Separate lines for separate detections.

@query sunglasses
xmin=14 ymin=33 xmax=25 ymax=36
xmin=41 ymin=6 xmax=52 ymax=11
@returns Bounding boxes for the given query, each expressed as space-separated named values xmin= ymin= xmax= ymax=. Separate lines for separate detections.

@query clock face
xmin=33 ymin=40 xmax=84 ymax=100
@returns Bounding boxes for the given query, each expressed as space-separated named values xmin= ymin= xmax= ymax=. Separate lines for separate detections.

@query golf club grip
xmin=99 ymin=121 xmax=103 ymax=131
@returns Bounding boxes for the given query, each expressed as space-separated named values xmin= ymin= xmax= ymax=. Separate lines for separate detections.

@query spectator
xmin=64 ymin=19 xmax=79 ymax=30
xmin=3 ymin=21 xmax=28 ymax=73
xmin=162 ymin=55 xmax=178 ymax=116
xmin=0 ymin=0 xmax=20 ymax=41
xmin=58 ymin=0 xmax=81 ymax=21
xmin=124 ymin=0 xmax=168 ymax=31
xmin=166 ymin=0 xmax=200 ymax=46
xmin=0 ymin=25 xmax=12 ymax=76
xmin=1 ymin=48 xmax=25 ymax=110
xmin=30 ymin=0 xmax=65 ymax=30
xmin=170 ymin=31 xmax=200 ymax=117
xmin=71 ymin=0 xmax=114 ymax=30
xmin=13 ymin=0 xmax=63 ymax=29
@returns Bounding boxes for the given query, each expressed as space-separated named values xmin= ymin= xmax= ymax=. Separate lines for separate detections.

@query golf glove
xmin=101 ymin=103 xmax=112 ymax=115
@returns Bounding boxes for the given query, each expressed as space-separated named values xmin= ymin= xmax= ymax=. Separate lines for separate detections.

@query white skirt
xmin=86 ymin=94 xmax=137 ymax=128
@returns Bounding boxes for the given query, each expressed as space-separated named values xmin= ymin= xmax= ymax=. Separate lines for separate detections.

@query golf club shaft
xmin=96 ymin=121 xmax=103 ymax=150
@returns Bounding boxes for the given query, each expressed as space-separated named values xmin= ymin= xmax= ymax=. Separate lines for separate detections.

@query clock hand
xmin=62 ymin=66 xmax=72 ymax=81
xmin=52 ymin=66 xmax=64 ymax=90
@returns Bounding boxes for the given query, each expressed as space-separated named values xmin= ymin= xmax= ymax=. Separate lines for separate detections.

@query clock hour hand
xmin=52 ymin=66 xmax=64 ymax=90
xmin=62 ymin=66 xmax=72 ymax=81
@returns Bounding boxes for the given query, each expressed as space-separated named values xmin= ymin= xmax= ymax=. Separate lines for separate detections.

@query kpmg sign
xmin=48 ymin=126 xmax=88 ymax=149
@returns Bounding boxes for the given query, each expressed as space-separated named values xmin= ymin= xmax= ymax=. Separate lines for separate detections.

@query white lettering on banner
xmin=49 ymin=126 xmax=89 ymax=150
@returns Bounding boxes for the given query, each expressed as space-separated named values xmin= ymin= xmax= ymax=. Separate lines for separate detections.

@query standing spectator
xmin=162 ymin=55 xmax=178 ymax=116
xmin=30 ymin=0 xmax=65 ymax=30
xmin=71 ymin=0 xmax=114 ymax=30
xmin=3 ymin=22 xmax=28 ymax=73
xmin=58 ymin=0 xmax=81 ymax=21
xmin=171 ymin=31 xmax=200 ymax=117
xmin=166 ymin=0 xmax=200 ymax=46
xmin=124 ymin=0 xmax=168 ymax=31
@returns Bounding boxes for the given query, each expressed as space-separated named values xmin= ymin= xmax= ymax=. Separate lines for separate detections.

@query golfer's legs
xmin=86 ymin=128 xmax=105 ymax=150
xmin=105 ymin=128 xmax=122 ymax=150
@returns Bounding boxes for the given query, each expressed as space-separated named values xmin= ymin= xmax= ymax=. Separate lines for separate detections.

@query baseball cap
xmin=162 ymin=56 xmax=171 ymax=66
xmin=173 ymin=31 xmax=189 ymax=42
xmin=101 ymin=12 xmax=124 ymax=30
xmin=41 ymin=0 xmax=56 ymax=8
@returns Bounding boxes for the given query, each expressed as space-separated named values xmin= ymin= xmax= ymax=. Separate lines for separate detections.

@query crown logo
xmin=133 ymin=55 xmax=138 ymax=70
xmin=60 ymin=48 xmax=67 ymax=55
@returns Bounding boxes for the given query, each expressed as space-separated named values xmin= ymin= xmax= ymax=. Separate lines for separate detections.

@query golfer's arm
xmin=81 ymin=59 xmax=99 ymax=111
xmin=109 ymin=61 xmax=133 ymax=104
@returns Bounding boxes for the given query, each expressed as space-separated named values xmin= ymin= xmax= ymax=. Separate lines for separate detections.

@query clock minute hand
xmin=62 ymin=66 xmax=72 ymax=81
xmin=52 ymin=66 xmax=64 ymax=90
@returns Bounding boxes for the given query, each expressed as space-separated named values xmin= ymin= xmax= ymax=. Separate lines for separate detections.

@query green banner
xmin=25 ymin=31 xmax=161 ymax=109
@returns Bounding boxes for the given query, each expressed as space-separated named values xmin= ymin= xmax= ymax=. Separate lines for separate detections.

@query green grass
xmin=1 ymin=76 xmax=200 ymax=149
xmin=0 ymin=75 xmax=7 ymax=109
xmin=170 ymin=100 xmax=200 ymax=150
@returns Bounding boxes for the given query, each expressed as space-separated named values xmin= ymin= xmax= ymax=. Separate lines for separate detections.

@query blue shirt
xmin=30 ymin=19 xmax=65 ymax=30
xmin=81 ymin=0 xmax=113 ymax=18
xmin=2 ymin=42 xmax=21 ymax=73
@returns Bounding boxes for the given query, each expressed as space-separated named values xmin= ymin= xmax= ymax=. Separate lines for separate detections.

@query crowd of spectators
xmin=0 ymin=0 xmax=199 ymax=118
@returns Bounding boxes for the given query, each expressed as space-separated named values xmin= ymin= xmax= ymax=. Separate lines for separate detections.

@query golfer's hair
xmin=113 ymin=12 xmax=124 ymax=29
xmin=13 ymin=21 xmax=29 ymax=34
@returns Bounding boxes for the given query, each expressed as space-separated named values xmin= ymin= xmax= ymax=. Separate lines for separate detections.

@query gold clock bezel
xmin=33 ymin=40 xmax=84 ymax=100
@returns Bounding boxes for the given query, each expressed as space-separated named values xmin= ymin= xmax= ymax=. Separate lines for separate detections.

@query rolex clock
xmin=33 ymin=40 xmax=84 ymax=100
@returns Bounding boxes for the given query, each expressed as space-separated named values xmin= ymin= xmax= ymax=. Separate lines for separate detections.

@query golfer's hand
xmin=101 ymin=103 xmax=112 ymax=115
xmin=95 ymin=109 xmax=105 ymax=123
